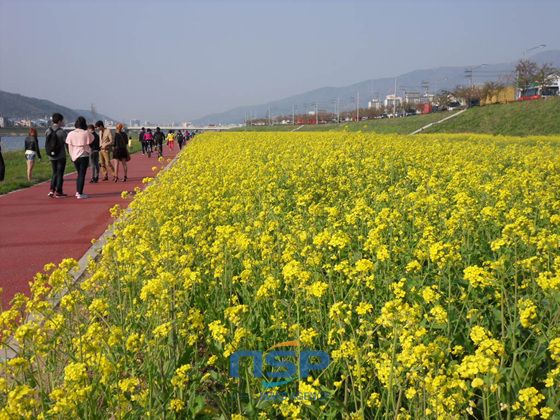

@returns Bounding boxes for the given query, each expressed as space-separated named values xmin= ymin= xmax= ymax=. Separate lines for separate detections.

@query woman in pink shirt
xmin=66 ymin=116 xmax=94 ymax=199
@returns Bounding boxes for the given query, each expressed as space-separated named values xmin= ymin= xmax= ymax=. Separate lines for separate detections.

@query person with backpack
xmin=143 ymin=128 xmax=154 ymax=157
xmin=95 ymin=120 xmax=115 ymax=181
xmin=139 ymin=127 xmax=146 ymax=155
xmin=176 ymin=130 xmax=185 ymax=150
xmin=154 ymin=127 xmax=165 ymax=158
xmin=45 ymin=112 xmax=68 ymax=198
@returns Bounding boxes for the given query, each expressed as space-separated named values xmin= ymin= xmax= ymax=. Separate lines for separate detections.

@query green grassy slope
xmin=231 ymin=111 xmax=461 ymax=134
xmin=230 ymin=96 xmax=560 ymax=136
xmin=421 ymin=96 xmax=560 ymax=136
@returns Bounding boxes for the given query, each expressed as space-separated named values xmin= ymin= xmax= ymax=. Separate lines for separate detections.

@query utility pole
xmin=356 ymin=91 xmax=360 ymax=121
xmin=393 ymin=78 xmax=397 ymax=116
xmin=90 ymin=103 xmax=97 ymax=124
xmin=315 ymin=102 xmax=318 ymax=125
xmin=337 ymin=98 xmax=340 ymax=123
xmin=434 ymin=77 xmax=447 ymax=95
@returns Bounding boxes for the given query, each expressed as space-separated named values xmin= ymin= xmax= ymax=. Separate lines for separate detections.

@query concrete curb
xmin=409 ymin=109 xmax=467 ymax=135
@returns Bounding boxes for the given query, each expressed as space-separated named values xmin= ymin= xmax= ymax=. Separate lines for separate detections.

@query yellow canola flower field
xmin=2 ymin=132 xmax=560 ymax=419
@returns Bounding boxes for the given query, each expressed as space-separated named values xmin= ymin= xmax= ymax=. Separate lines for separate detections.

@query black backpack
xmin=45 ymin=127 xmax=61 ymax=157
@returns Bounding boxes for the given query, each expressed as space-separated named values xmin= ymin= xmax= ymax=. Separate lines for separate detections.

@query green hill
xmin=0 ymin=90 xmax=115 ymax=124
xmin=0 ymin=90 xmax=82 ymax=121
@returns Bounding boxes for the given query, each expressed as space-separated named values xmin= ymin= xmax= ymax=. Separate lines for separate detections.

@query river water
xmin=0 ymin=136 xmax=46 ymax=152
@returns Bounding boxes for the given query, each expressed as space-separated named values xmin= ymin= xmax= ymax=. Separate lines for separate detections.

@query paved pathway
xmin=409 ymin=109 xmax=467 ymax=134
xmin=0 ymin=146 xmax=182 ymax=310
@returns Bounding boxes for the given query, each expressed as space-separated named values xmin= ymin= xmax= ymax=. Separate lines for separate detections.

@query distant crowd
xmin=20 ymin=112 xmax=195 ymax=199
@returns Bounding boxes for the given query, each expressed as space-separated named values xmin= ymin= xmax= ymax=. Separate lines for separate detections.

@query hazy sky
xmin=1 ymin=0 xmax=559 ymax=124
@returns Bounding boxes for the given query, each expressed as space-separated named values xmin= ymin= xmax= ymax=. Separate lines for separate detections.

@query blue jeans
xmin=89 ymin=151 xmax=100 ymax=180
xmin=50 ymin=158 xmax=66 ymax=193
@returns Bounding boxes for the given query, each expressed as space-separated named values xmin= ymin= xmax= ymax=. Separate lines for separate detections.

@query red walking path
xmin=0 ymin=147 xmax=181 ymax=310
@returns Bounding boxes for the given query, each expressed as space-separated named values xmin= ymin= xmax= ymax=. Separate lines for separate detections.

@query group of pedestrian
xmin=138 ymin=127 xmax=195 ymax=157
xmin=40 ymin=113 xmax=131 ymax=199
xmin=96 ymin=120 xmax=130 ymax=184
xmin=138 ymin=127 xmax=164 ymax=157
xmin=22 ymin=114 xmax=196 ymax=200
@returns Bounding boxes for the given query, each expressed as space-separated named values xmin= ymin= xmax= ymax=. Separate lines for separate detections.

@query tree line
xmin=438 ymin=59 xmax=559 ymax=107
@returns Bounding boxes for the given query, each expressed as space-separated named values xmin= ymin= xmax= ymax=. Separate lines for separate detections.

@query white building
xmin=384 ymin=94 xmax=402 ymax=108
xmin=422 ymin=93 xmax=435 ymax=104
xmin=404 ymin=91 xmax=421 ymax=104
xmin=368 ymin=99 xmax=382 ymax=109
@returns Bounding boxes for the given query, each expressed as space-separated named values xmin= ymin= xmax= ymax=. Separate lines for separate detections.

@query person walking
xmin=66 ymin=116 xmax=93 ymax=199
xmin=139 ymin=127 xmax=146 ymax=155
xmin=166 ymin=130 xmax=175 ymax=150
xmin=95 ymin=120 xmax=115 ymax=181
xmin=46 ymin=112 xmax=68 ymax=198
xmin=176 ymin=130 xmax=185 ymax=150
xmin=0 ymin=139 xmax=4 ymax=182
xmin=154 ymin=127 xmax=165 ymax=158
xmin=24 ymin=128 xmax=42 ymax=181
xmin=113 ymin=123 xmax=130 ymax=182
xmin=144 ymin=128 xmax=153 ymax=157
xmin=88 ymin=124 xmax=100 ymax=182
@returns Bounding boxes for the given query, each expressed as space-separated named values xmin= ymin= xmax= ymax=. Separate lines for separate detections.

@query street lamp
xmin=465 ymin=65 xmax=487 ymax=107
xmin=434 ymin=77 xmax=447 ymax=94
xmin=523 ymin=44 xmax=546 ymax=60
xmin=330 ymin=99 xmax=340 ymax=123
xmin=466 ymin=64 xmax=488 ymax=88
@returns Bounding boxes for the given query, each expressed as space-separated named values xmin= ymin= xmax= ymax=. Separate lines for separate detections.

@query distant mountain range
xmin=2 ymin=50 xmax=558 ymax=127
xmin=192 ymin=50 xmax=560 ymax=125
xmin=0 ymin=90 xmax=115 ymax=124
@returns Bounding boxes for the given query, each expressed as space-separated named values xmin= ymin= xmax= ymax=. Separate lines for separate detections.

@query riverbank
xmin=0 ymin=127 xmax=37 ymax=137
xmin=0 ymin=147 xmax=79 ymax=195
